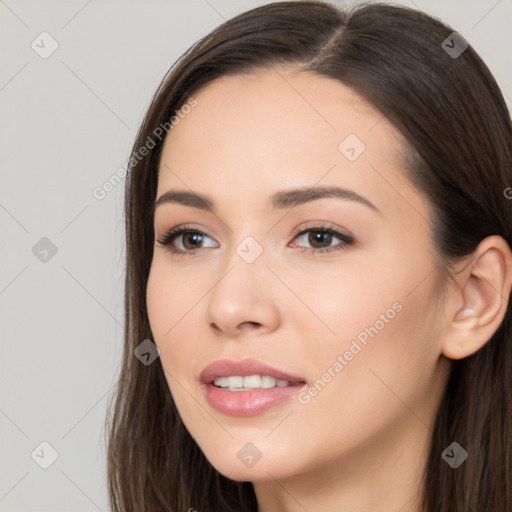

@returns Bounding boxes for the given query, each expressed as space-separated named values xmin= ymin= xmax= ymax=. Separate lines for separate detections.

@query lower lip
xmin=203 ymin=382 xmax=306 ymax=416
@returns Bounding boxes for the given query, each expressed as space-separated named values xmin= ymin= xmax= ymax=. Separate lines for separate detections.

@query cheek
xmin=323 ymin=277 xmax=441 ymax=420
xmin=146 ymin=261 xmax=194 ymax=370
xmin=146 ymin=258 xmax=199 ymax=339
xmin=291 ymin=249 xmax=441 ymax=405
xmin=281 ymin=258 xmax=407 ymax=364
xmin=146 ymin=257 xmax=216 ymax=380
xmin=287 ymin=283 xmax=440 ymax=465
xmin=146 ymin=264 xmax=203 ymax=417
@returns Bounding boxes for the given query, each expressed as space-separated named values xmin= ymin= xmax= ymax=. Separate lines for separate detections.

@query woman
xmin=105 ymin=2 xmax=512 ymax=511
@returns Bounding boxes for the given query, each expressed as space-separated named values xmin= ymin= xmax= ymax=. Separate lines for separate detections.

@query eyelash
xmin=156 ymin=223 xmax=355 ymax=257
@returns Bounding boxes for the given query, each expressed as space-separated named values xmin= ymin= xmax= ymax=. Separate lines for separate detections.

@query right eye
xmin=156 ymin=225 xmax=219 ymax=255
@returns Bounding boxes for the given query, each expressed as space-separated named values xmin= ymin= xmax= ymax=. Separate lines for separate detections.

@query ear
xmin=441 ymin=235 xmax=512 ymax=360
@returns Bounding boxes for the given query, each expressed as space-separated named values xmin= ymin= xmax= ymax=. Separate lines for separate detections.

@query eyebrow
xmin=153 ymin=185 xmax=381 ymax=215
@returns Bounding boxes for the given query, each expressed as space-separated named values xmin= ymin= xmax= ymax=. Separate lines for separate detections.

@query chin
xmin=207 ymin=453 xmax=295 ymax=483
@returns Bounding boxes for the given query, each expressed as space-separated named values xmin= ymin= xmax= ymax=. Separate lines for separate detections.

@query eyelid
xmin=289 ymin=221 xmax=353 ymax=241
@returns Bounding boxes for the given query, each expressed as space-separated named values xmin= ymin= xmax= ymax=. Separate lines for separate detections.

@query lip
xmin=200 ymin=358 xmax=307 ymax=417
xmin=200 ymin=358 xmax=306 ymax=384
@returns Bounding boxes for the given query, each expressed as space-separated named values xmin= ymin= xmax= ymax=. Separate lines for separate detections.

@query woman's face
xmin=147 ymin=66 xmax=451 ymax=486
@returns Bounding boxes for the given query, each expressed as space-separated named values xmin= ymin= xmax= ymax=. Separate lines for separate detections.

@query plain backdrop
xmin=1 ymin=0 xmax=511 ymax=510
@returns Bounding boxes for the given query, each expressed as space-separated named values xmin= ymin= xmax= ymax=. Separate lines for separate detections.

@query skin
xmin=146 ymin=65 xmax=512 ymax=512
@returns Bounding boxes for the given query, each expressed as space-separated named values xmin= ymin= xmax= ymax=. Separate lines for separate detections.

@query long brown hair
xmin=105 ymin=2 xmax=512 ymax=510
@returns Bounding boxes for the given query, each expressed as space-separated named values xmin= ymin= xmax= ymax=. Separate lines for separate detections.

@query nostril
xmin=239 ymin=321 xmax=261 ymax=329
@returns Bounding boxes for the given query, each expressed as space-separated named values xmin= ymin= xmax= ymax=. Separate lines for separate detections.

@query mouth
xmin=212 ymin=375 xmax=305 ymax=391
xmin=200 ymin=357 xmax=306 ymax=386
xmin=200 ymin=358 xmax=307 ymax=416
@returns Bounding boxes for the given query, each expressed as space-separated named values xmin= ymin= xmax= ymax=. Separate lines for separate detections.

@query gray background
xmin=1 ymin=0 xmax=511 ymax=510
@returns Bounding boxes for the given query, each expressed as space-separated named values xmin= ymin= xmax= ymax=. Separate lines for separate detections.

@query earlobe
xmin=441 ymin=235 xmax=512 ymax=361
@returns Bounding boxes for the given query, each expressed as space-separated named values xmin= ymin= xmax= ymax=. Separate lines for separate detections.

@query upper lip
xmin=200 ymin=358 xmax=306 ymax=384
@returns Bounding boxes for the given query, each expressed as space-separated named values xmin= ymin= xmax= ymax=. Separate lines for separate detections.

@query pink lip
xmin=200 ymin=358 xmax=305 ymax=384
xmin=200 ymin=358 xmax=307 ymax=417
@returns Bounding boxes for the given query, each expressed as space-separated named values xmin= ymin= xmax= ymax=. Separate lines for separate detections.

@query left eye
xmin=290 ymin=227 xmax=355 ymax=253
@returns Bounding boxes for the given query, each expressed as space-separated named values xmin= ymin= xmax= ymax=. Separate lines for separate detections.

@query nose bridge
xmin=205 ymin=231 xmax=280 ymax=333
xmin=212 ymin=232 xmax=269 ymax=303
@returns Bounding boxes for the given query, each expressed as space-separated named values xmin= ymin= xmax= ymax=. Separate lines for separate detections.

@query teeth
xmin=213 ymin=375 xmax=294 ymax=390
xmin=260 ymin=376 xmax=276 ymax=388
xmin=244 ymin=375 xmax=264 ymax=388
xmin=228 ymin=376 xmax=244 ymax=389
xmin=214 ymin=377 xmax=230 ymax=387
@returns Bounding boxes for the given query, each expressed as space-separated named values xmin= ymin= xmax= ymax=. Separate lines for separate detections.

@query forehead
xmin=164 ymin=66 xmax=393 ymax=148
xmin=156 ymin=66 xmax=413 ymax=218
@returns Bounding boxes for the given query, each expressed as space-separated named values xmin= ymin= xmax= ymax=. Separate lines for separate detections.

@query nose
xmin=205 ymin=251 xmax=281 ymax=337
